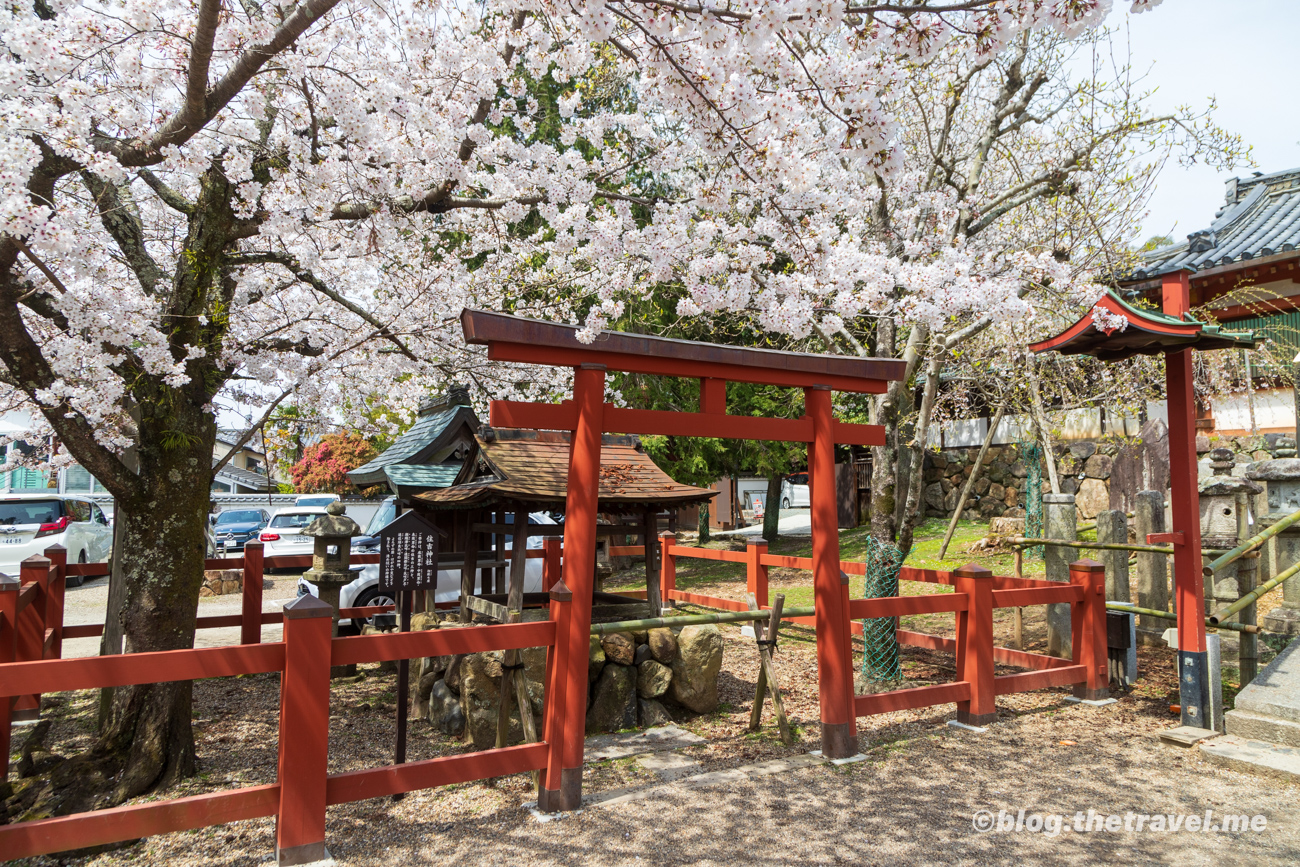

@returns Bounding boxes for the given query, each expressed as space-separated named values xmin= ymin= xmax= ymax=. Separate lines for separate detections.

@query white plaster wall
xmin=1211 ymin=387 xmax=1295 ymax=432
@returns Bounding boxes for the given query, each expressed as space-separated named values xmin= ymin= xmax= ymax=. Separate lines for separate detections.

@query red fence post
xmin=276 ymin=594 xmax=333 ymax=865
xmin=14 ymin=555 xmax=51 ymax=721
xmin=659 ymin=533 xmax=676 ymax=611
xmin=1069 ymin=559 xmax=1109 ymax=701
xmin=954 ymin=563 xmax=996 ymax=726
xmin=242 ymin=541 xmax=265 ymax=645
xmin=542 ymin=536 xmax=563 ymax=592
xmin=806 ymin=385 xmax=857 ymax=758
xmin=0 ymin=572 xmax=18 ymax=781
xmin=539 ymin=579 xmax=573 ymax=810
xmin=43 ymin=544 xmax=66 ymax=660
xmin=746 ymin=539 xmax=769 ymax=609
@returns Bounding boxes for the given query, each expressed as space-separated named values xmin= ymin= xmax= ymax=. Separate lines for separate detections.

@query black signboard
xmin=377 ymin=510 xmax=444 ymax=593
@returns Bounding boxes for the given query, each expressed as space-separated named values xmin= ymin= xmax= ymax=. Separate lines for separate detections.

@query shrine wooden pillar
xmin=538 ymin=363 xmax=605 ymax=812
xmin=1162 ymin=270 xmax=1210 ymax=728
xmin=805 ymin=385 xmax=857 ymax=758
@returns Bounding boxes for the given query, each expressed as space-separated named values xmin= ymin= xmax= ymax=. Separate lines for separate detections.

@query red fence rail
xmin=0 ymin=577 xmax=572 ymax=862
xmin=657 ymin=533 xmax=1109 ymax=725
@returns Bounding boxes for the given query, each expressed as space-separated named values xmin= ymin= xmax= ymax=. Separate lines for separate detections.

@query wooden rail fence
xmin=0 ymin=535 xmax=1107 ymax=861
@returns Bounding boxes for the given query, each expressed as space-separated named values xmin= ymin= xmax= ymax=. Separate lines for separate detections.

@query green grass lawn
xmin=607 ymin=517 xmax=1048 ymax=614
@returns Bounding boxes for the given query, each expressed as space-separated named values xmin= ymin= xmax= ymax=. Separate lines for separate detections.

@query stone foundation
xmin=409 ymin=614 xmax=725 ymax=748
xmin=199 ymin=568 xmax=251 ymax=597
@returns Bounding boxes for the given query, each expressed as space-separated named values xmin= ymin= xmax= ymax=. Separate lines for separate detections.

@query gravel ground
xmin=9 ymin=600 xmax=1299 ymax=867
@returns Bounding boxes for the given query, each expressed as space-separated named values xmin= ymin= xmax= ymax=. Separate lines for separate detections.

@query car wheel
xmin=781 ymin=498 xmax=790 ymax=509
xmin=65 ymin=550 xmax=87 ymax=588
xmin=347 ymin=586 xmax=396 ymax=635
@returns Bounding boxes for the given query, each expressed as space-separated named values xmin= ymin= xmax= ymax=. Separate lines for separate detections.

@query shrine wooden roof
xmin=412 ymin=428 xmax=715 ymax=510
xmin=1029 ymin=291 xmax=1258 ymax=361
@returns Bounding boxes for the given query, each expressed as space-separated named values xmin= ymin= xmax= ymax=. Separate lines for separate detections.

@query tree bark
xmin=762 ymin=473 xmax=782 ymax=543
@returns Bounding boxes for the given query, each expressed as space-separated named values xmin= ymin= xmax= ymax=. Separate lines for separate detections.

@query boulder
xmin=1068 ymin=441 xmax=1097 ymax=460
xmin=1060 ymin=477 xmax=1078 ymax=495
xmin=1083 ymin=454 xmax=1112 ymax=479
xmin=427 ymin=679 xmax=465 ymax=737
xmin=978 ymin=499 xmax=1004 ymax=519
xmin=924 ymin=482 xmax=944 ymax=511
xmin=602 ymin=632 xmax=635 ymax=665
xmin=521 ymin=645 xmax=549 ymax=716
xmin=634 ymin=644 xmax=652 ymax=666
xmin=589 ymin=634 xmax=606 ymax=683
xmin=647 ymin=628 xmax=678 ymax=664
xmin=1196 ymin=434 xmax=1211 ymax=453
xmin=639 ymin=699 xmax=673 ymax=728
xmin=943 ymin=486 xmax=961 ymax=511
xmin=973 ymin=477 xmax=991 ymax=496
xmin=668 ymin=625 xmax=724 ymax=713
xmin=411 ymin=611 xmax=441 ymax=631
xmin=1247 ymin=459 xmax=1300 ymax=482
xmin=1076 ymin=478 xmax=1110 ymax=520
xmin=460 ymin=651 xmax=504 ymax=749
xmin=637 ymin=659 xmax=673 ymax=698
xmin=988 ymin=483 xmax=1006 ymax=501
xmin=1009 ymin=460 xmax=1029 ymax=479
xmin=587 ymin=664 xmax=637 ymax=733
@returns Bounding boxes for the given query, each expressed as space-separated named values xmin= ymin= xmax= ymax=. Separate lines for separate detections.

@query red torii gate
xmin=461 ymin=309 xmax=906 ymax=810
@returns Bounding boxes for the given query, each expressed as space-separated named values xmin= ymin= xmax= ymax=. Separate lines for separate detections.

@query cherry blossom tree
xmin=1 ymin=0 xmax=1166 ymax=808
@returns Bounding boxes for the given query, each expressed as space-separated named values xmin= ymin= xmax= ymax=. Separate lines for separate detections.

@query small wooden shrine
xmin=412 ymin=427 xmax=715 ymax=623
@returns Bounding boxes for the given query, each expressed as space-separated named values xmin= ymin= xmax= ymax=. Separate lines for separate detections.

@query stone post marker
xmin=301 ymin=501 xmax=363 ymax=674
xmin=1199 ymin=472 xmax=1261 ymax=615
xmin=1247 ymin=459 xmax=1300 ymax=635
xmin=1133 ymin=491 xmax=1168 ymax=645
xmin=1096 ymin=509 xmax=1130 ymax=604
xmin=1044 ymin=493 xmax=1076 ymax=657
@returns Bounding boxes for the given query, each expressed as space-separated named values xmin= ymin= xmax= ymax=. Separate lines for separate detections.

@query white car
xmin=299 ymin=510 xmax=557 ymax=632
xmin=0 ymin=494 xmax=113 ymax=586
xmin=294 ymin=494 xmax=340 ymax=508
xmin=259 ymin=507 xmax=328 ymax=560
xmin=781 ymin=472 xmax=810 ymax=509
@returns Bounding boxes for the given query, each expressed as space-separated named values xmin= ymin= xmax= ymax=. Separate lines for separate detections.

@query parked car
xmin=294 ymin=493 xmax=340 ymax=508
xmin=259 ymin=507 xmax=328 ymax=560
xmin=0 ymin=494 xmax=113 ymax=585
xmin=299 ymin=510 xmax=557 ymax=633
xmin=781 ymin=473 xmax=810 ymax=509
xmin=350 ymin=496 xmax=397 ymax=554
xmin=213 ymin=508 xmax=271 ymax=553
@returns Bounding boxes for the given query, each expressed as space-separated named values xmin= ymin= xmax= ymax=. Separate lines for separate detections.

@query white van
xmin=0 ymin=494 xmax=113 ymax=585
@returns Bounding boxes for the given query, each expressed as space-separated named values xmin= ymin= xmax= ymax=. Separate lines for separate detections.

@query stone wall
xmin=921 ymin=431 xmax=1299 ymax=523
xmin=199 ymin=568 xmax=250 ymax=596
xmin=411 ymin=614 xmax=725 ymax=749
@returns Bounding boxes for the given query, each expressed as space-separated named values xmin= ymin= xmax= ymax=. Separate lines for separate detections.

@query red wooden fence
xmin=657 ymin=533 xmax=1109 ymax=723
xmin=0 ymin=545 xmax=576 ymax=862
xmin=0 ymin=534 xmax=1107 ymax=861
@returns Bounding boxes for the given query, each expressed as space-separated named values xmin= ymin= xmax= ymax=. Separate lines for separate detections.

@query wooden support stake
xmin=746 ymin=593 xmax=792 ymax=745
xmin=497 ymin=506 xmax=539 ymax=768
xmin=1013 ymin=549 xmax=1024 ymax=650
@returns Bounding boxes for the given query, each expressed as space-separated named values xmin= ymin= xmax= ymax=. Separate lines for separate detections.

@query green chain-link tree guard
xmin=1019 ymin=440 xmax=1044 ymax=559
xmin=861 ymin=536 xmax=905 ymax=683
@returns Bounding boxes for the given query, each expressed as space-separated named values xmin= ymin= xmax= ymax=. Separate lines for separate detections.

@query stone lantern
xmin=302 ymin=502 xmax=362 ymax=660
xmin=1247 ymin=458 xmax=1300 ymax=634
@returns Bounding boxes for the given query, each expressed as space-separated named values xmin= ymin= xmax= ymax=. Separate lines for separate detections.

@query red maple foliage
xmin=291 ymin=433 xmax=378 ymax=494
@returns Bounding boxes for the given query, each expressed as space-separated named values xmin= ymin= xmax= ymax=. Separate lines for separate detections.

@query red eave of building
xmin=1028 ymin=292 xmax=1200 ymax=355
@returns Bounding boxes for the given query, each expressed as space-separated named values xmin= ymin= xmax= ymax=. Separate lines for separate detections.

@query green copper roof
xmin=382 ymin=464 xmax=461 ymax=490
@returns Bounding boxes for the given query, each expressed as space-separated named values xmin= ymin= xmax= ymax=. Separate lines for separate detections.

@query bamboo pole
xmin=1109 ymin=603 xmax=1265 ymax=635
xmin=1202 ymin=503 xmax=1300 ymax=577
xmin=1209 ymin=558 xmax=1300 ymax=625
xmin=1012 ymin=536 xmax=1173 ymax=555
xmin=938 ymin=400 xmax=1008 ymax=560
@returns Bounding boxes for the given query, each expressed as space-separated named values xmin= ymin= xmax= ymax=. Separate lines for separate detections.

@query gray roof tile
xmin=1133 ymin=167 xmax=1300 ymax=279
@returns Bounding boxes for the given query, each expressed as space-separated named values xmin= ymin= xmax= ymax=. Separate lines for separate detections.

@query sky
xmin=1109 ymin=0 xmax=1300 ymax=243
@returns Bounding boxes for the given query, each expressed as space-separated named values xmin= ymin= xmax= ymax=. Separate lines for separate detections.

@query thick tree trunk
xmin=99 ymin=476 xmax=210 ymax=798
xmin=762 ymin=473 xmax=782 ymax=543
